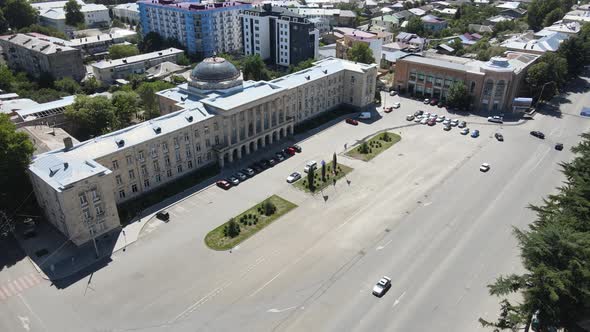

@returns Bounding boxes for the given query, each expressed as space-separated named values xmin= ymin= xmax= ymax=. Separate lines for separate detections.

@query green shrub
xmin=263 ymin=199 xmax=277 ymax=216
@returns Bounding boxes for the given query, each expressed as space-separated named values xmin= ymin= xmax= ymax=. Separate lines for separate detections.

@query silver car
xmin=286 ymin=172 xmax=301 ymax=183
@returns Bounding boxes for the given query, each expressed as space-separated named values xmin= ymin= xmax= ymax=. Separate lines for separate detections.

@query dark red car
xmin=285 ymin=147 xmax=296 ymax=155
xmin=216 ymin=180 xmax=231 ymax=190
xmin=291 ymin=145 xmax=302 ymax=153
xmin=429 ymin=98 xmax=438 ymax=106
xmin=427 ymin=119 xmax=436 ymax=126
xmin=345 ymin=118 xmax=359 ymax=125
xmin=384 ymin=107 xmax=393 ymax=113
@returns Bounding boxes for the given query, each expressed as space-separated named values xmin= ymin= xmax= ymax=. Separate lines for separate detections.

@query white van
xmin=304 ymin=160 xmax=317 ymax=173
xmin=358 ymin=112 xmax=372 ymax=119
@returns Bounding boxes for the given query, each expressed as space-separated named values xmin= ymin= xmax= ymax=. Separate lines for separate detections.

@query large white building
xmin=113 ymin=3 xmax=140 ymax=25
xmin=38 ymin=3 xmax=111 ymax=33
xmin=29 ymin=57 xmax=377 ymax=246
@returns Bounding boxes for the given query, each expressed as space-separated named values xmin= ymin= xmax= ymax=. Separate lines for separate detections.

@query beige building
xmin=394 ymin=52 xmax=539 ymax=112
xmin=29 ymin=57 xmax=377 ymax=246
xmin=0 ymin=33 xmax=86 ymax=81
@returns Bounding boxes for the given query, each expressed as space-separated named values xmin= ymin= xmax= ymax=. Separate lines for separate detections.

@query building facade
xmin=29 ymin=57 xmax=377 ymax=246
xmin=113 ymin=3 xmax=140 ymax=25
xmin=0 ymin=33 xmax=85 ymax=81
xmin=394 ymin=52 xmax=539 ymax=112
xmin=91 ymin=48 xmax=184 ymax=83
xmin=67 ymin=29 xmax=137 ymax=57
xmin=138 ymin=0 xmax=251 ymax=58
xmin=242 ymin=4 xmax=319 ymax=67
xmin=293 ymin=8 xmax=357 ymax=27
xmin=38 ymin=4 xmax=111 ymax=33
xmin=335 ymin=29 xmax=384 ymax=64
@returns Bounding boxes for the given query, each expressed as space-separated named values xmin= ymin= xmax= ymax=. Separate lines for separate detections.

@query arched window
xmin=495 ymin=80 xmax=506 ymax=98
xmin=470 ymin=81 xmax=476 ymax=93
xmin=483 ymin=79 xmax=494 ymax=96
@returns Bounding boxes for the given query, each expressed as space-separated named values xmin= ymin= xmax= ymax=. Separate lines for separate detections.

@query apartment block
xmin=242 ymin=4 xmax=319 ymax=67
xmin=138 ymin=0 xmax=252 ymax=57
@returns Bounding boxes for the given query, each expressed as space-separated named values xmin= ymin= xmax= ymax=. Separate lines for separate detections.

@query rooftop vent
xmin=305 ymin=76 xmax=311 ymax=80
xmin=153 ymin=126 xmax=161 ymax=134
xmin=122 ymin=59 xmax=127 ymax=63
xmin=63 ymin=162 xmax=69 ymax=170
xmin=323 ymin=69 xmax=328 ymax=74
xmin=185 ymin=115 xmax=193 ymax=122
xmin=116 ymin=139 xmax=125 ymax=147
xmin=63 ymin=137 xmax=73 ymax=150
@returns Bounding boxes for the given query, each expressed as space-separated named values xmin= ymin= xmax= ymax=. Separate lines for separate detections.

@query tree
xmin=558 ymin=37 xmax=589 ymax=78
xmin=405 ymin=16 xmax=424 ymax=35
xmin=543 ymin=8 xmax=564 ymax=27
xmin=111 ymin=91 xmax=141 ymax=126
xmin=4 ymin=0 xmax=37 ymax=30
xmin=136 ymin=81 xmax=174 ymax=119
xmin=242 ymin=55 xmax=271 ymax=81
xmin=446 ymin=81 xmax=470 ymax=109
xmin=289 ymin=58 xmax=315 ymax=73
xmin=0 ymin=64 xmax=15 ymax=91
xmin=526 ymin=62 xmax=553 ymax=99
xmin=347 ymin=43 xmax=374 ymax=64
xmin=108 ymin=44 xmax=140 ymax=60
xmin=225 ymin=219 xmax=240 ymax=238
xmin=177 ymin=53 xmax=191 ymax=66
xmin=263 ymin=200 xmax=276 ymax=216
xmin=0 ymin=9 xmax=9 ymax=34
xmin=321 ymin=161 xmax=326 ymax=181
xmin=82 ymin=77 xmax=101 ymax=94
xmin=333 ymin=152 xmax=338 ymax=174
xmin=0 ymin=114 xmax=34 ymax=213
xmin=64 ymin=95 xmax=119 ymax=138
xmin=54 ymin=77 xmax=81 ymax=94
xmin=139 ymin=32 xmax=164 ymax=52
xmin=307 ymin=167 xmax=315 ymax=191
xmin=18 ymin=24 xmax=68 ymax=40
xmin=64 ymin=0 xmax=84 ymax=27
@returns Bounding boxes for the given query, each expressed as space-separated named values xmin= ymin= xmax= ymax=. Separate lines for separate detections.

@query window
xmin=195 ymin=143 xmax=201 ymax=152
xmin=112 ymin=160 xmax=119 ymax=170
xmin=184 ymin=134 xmax=189 ymax=142
xmin=174 ymin=137 xmax=179 ymax=148
xmin=214 ymin=135 xmax=220 ymax=145
xmin=213 ymin=122 xmax=219 ymax=130
xmin=129 ymin=169 xmax=135 ymax=180
xmin=83 ymin=208 xmax=91 ymax=220
xmin=116 ymin=175 xmax=122 ymax=185
xmin=185 ymin=149 xmax=192 ymax=158
xmin=188 ymin=160 xmax=193 ymax=169
xmin=197 ymin=156 xmax=202 ymax=164
xmin=155 ymin=174 xmax=161 ymax=183
xmin=119 ymin=190 xmax=125 ymax=199
xmin=79 ymin=194 xmax=88 ymax=207
xmin=204 ymin=126 xmax=210 ymax=135
xmin=167 ymin=169 xmax=173 ymax=177
xmin=418 ymin=73 xmax=425 ymax=82
xmin=91 ymin=189 xmax=100 ymax=202
xmin=153 ymin=160 xmax=160 ymax=172
xmin=177 ymin=165 xmax=183 ymax=173
xmin=205 ymin=138 xmax=210 ymax=147
xmin=95 ymin=204 xmax=104 ymax=216
xmin=207 ymin=152 xmax=211 ymax=160
xmin=141 ymin=165 xmax=148 ymax=176
xmin=126 ymin=155 xmax=133 ymax=165
xmin=165 ymin=156 xmax=171 ymax=167
xmin=162 ymin=142 xmax=168 ymax=153
xmin=175 ymin=150 xmax=181 ymax=162
xmin=194 ymin=129 xmax=199 ymax=137
xmin=144 ymin=179 xmax=150 ymax=188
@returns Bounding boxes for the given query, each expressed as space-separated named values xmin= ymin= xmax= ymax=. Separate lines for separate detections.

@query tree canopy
xmin=242 ymin=55 xmax=271 ymax=81
xmin=65 ymin=95 xmax=119 ymax=139
xmin=481 ymin=132 xmax=590 ymax=331
xmin=347 ymin=43 xmax=374 ymax=64
xmin=64 ymin=0 xmax=84 ymax=27
xmin=135 ymin=80 xmax=174 ymax=119
xmin=405 ymin=16 xmax=424 ymax=35
xmin=0 ymin=9 xmax=9 ymax=34
xmin=446 ymin=81 xmax=470 ymax=109
xmin=108 ymin=44 xmax=140 ymax=60
xmin=3 ymin=0 xmax=37 ymax=30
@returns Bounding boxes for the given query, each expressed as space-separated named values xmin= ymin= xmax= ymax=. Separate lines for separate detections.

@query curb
xmin=27 ymin=257 xmax=49 ymax=280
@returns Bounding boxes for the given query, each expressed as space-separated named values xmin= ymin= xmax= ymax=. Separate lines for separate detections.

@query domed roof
xmin=191 ymin=57 xmax=240 ymax=83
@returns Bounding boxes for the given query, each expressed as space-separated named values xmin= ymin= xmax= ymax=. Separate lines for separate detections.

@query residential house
xmin=421 ymin=15 xmax=448 ymax=32
xmin=113 ymin=3 xmax=140 ymax=25
xmin=500 ymin=31 xmax=569 ymax=55
xmin=370 ymin=15 xmax=400 ymax=31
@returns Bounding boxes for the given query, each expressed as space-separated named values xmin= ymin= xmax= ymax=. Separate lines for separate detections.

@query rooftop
xmin=91 ymin=48 xmax=184 ymax=69
xmin=66 ymin=29 xmax=137 ymax=47
xmin=0 ymin=33 xmax=77 ymax=54
xmin=501 ymin=31 xmax=569 ymax=53
xmin=495 ymin=1 xmax=520 ymax=9
xmin=400 ymin=51 xmax=539 ymax=74
xmin=138 ymin=0 xmax=251 ymax=11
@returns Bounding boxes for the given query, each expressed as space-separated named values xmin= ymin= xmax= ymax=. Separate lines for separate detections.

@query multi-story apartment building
xmin=91 ymin=48 xmax=184 ymax=83
xmin=67 ymin=29 xmax=137 ymax=58
xmin=335 ymin=29 xmax=383 ymax=64
xmin=0 ymin=33 xmax=85 ymax=81
xmin=394 ymin=51 xmax=539 ymax=112
xmin=38 ymin=3 xmax=111 ymax=33
xmin=138 ymin=0 xmax=251 ymax=58
xmin=29 ymin=56 xmax=377 ymax=246
xmin=241 ymin=4 xmax=319 ymax=67
xmin=113 ymin=3 xmax=140 ymax=25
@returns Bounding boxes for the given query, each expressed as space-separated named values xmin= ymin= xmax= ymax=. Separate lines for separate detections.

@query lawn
xmin=293 ymin=161 xmax=353 ymax=193
xmin=345 ymin=132 xmax=401 ymax=161
xmin=204 ymin=195 xmax=298 ymax=251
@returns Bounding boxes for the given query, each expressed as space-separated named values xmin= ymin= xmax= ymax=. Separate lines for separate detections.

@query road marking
xmin=14 ymin=280 xmax=25 ymax=292
xmin=17 ymin=294 xmax=48 ymax=331
xmin=22 ymin=275 xmax=34 ymax=288
xmin=423 ymin=202 xmax=432 ymax=207
xmin=0 ymin=287 xmax=6 ymax=300
xmin=171 ymin=281 xmax=232 ymax=323
xmin=529 ymin=147 xmax=551 ymax=174
xmin=7 ymin=281 xmax=17 ymax=295
xmin=1 ymin=285 xmax=11 ymax=298
xmin=267 ymin=306 xmax=297 ymax=313
xmin=376 ymin=239 xmax=393 ymax=251
xmin=392 ymin=291 xmax=406 ymax=308
xmin=250 ymin=271 xmax=283 ymax=298
xmin=18 ymin=316 xmax=30 ymax=331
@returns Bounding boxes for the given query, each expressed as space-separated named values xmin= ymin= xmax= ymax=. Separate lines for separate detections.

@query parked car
xmin=358 ymin=112 xmax=372 ymax=119
xmin=384 ymin=107 xmax=393 ymax=113
xmin=260 ymin=160 xmax=270 ymax=169
xmin=389 ymin=90 xmax=397 ymax=96
xmin=423 ymin=98 xmax=430 ymax=104
xmin=495 ymin=133 xmax=504 ymax=141
xmin=285 ymin=147 xmax=296 ymax=155
xmin=346 ymin=118 xmax=359 ymax=125
xmin=304 ymin=160 xmax=317 ymax=173
xmin=216 ymin=180 xmax=231 ymax=190
xmin=235 ymin=172 xmax=247 ymax=181
xmin=156 ymin=211 xmax=170 ymax=222
xmin=286 ymin=172 xmax=301 ymax=183
xmin=442 ymin=119 xmax=451 ymax=126
xmin=530 ymin=131 xmax=545 ymax=139
xmin=414 ymin=117 xmax=423 ymax=123
xmin=423 ymin=112 xmax=430 ymax=118
xmin=480 ymin=163 xmax=491 ymax=172
xmin=487 ymin=116 xmax=504 ymax=124
xmin=392 ymin=102 xmax=400 ymax=109
xmin=427 ymin=119 xmax=436 ymax=126
xmin=268 ymin=158 xmax=277 ymax=167
xmin=229 ymin=176 xmax=240 ymax=185
xmin=429 ymin=98 xmax=438 ymax=106
xmin=450 ymin=119 xmax=459 ymax=127
xmin=471 ymin=129 xmax=480 ymax=138
xmin=458 ymin=121 xmax=467 ymax=128
xmin=460 ymin=128 xmax=470 ymax=135
xmin=275 ymin=153 xmax=285 ymax=162
xmin=443 ymin=125 xmax=452 ymax=131
xmin=414 ymin=110 xmax=424 ymax=116
xmin=291 ymin=145 xmax=302 ymax=153
xmin=406 ymin=114 xmax=415 ymax=121
xmin=251 ymin=164 xmax=263 ymax=173
xmin=372 ymin=276 xmax=392 ymax=297
xmin=420 ymin=118 xmax=429 ymax=125
xmin=437 ymin=101 xmax=445 ymax=108
xmin=555 ymin=143 xmax=564 ymax=151
xmin=243 ymin=168 xmax=255 ymax=177
xmin=436 ymin=116 xmax=444 ymax=123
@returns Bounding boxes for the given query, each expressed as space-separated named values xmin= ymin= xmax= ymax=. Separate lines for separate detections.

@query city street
xmin=1 ymin=81 xmax=589 ymax=332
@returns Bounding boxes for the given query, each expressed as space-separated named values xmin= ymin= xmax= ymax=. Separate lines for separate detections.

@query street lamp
xmin=535 ymin=81 xmax=555 ymax=108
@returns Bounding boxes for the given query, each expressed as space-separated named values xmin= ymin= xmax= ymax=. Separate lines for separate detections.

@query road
xmin=0 ymin=81 xmax=589 ymax=332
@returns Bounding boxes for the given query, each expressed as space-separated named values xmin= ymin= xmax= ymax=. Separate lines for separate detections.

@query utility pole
xmin=535 ymin=81 xmax=555 ymax=109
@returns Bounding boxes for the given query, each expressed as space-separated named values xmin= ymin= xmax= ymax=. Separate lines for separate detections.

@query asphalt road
xmin=1 ymin=81 xmax=589 ymax=332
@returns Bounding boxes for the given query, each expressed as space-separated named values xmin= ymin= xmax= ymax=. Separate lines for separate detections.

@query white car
xmin=420 ymin=118 xmax=429 ymax=124
xmin=436 ymin=117 xmax=444 ymax=122
xmin=442 ymin=119 xmax=451 ymax=126
xmin=487 ymin=116 xmax=503 ymax=123
xmin=423 ymin=112 xmax=430 ymax=117
xmin=286 ymin=172 xmax=301 ymax=183
xmin=438 ymin=115 xmax=446 ymax=120
xmin=304 ymin=160 xmax=317 ymax=173
xmin=450 ymin=119 xmax=459 ymax=127
xmin=372 ymin=276 xmax=392 ymax=297
xmin=358 ymin=112 xmax=372 ymax=119
xmin=406 ymin=114 xmax=415 ymax=121
xmin=389 ymin=90 xmax=397 ymax=96
xmin=392 ymin=102 xmax=401 ymax=109
xmin=480 ymin=163 xmax=491 ymax=172
xmin=423 ymin=98 xmax=430 ymax=104
xmin=414 ymin=117 xmax=422 ymax=123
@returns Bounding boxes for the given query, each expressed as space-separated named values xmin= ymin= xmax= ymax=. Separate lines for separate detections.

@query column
xmin=218 ymin=155 xmax=225 ymax=168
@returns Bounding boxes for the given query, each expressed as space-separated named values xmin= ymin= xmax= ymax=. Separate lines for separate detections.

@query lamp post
xmin=535 ymin=81 xmax=555 ymax=108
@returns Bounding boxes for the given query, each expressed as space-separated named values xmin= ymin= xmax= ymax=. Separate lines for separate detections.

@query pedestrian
xmin=344 ymin=143 xmax=347 ymax=150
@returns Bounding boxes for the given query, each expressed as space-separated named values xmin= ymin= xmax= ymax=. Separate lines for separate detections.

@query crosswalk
xmin=0 ymin=273 xmax=43 ymax=301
